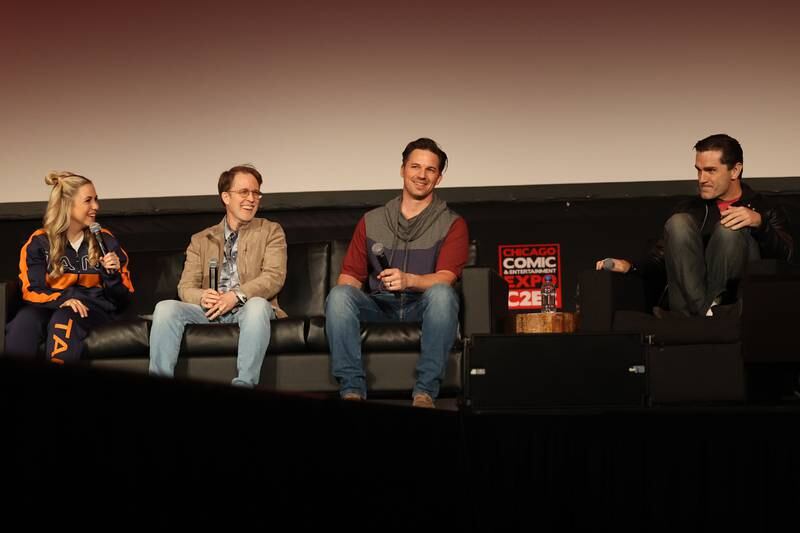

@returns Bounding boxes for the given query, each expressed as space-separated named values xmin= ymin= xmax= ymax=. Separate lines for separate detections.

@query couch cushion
xmin=613 ymin=310 xmax=740 ymax=345
xmin=180 ymin=318 xmax=307 ymax=356
xmin=268 ymin=318 xmax=308 ymax=353
xmin=306 ymin=315 xmax=463 ymax=352
xmin=362 ymin=322 xmax=424 ymax=351
xmin=308 ymin=317 xmax=425 ymax=352
xmin=84 ymin=319 xmax=151 ymax=359
xmin=278 ymin=242 xmax=330 ymax=318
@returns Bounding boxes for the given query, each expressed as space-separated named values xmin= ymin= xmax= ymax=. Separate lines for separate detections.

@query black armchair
xmin=577 ymin=260 xmax=800 ymax=404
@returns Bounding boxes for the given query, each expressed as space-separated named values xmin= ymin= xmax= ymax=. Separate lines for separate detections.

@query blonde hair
xmin=43 ymin=171 xmax=101 ymax=278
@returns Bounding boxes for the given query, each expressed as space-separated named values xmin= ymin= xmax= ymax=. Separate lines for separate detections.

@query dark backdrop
xmin=2 ymin=180 xmax=798 ymax=314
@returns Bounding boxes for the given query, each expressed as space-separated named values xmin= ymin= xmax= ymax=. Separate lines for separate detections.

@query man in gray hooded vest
xmin=326 ymin=138 xmax=469 ymax=408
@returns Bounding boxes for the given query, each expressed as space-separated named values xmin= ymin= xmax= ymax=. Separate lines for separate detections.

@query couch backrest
xmin=126 ymin=250 xmax=185 ymax=317
xmin=330 ymin=240 xmax=349 ymax=284
xmin=107 ymin=239 xmax=478 ymax=319
xmin=277 ymin=241 xmax=330 ymax=317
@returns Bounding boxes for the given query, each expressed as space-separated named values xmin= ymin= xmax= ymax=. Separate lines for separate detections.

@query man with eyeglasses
xmin=149 ymin=165 xmax=287 ymax=387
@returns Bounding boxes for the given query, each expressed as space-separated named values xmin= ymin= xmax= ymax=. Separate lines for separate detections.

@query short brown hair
xmin=402 ymin=138 xmax=448 ymax=173
xmin=694 ymin=134 xmax=743 ymax=174
xmin=218 ymin=165 xmax=263 ymax=195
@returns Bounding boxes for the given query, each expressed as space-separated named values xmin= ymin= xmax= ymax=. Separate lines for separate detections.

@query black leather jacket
xmin=639 ymin=182 xmax=795 ymax=278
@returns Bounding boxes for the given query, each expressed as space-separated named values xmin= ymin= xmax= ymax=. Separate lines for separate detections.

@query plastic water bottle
xmin=541 ymin=275 xmax=557 ymax=313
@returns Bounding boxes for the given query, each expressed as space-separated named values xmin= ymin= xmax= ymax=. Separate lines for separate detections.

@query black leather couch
xmin=1 ymin=240 xmax=508 ymax=397
xmin=577 ymin=261 xmax=800 ymax=403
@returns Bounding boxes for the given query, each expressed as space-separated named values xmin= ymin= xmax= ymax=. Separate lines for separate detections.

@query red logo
xmin=498 ymin=244 xmax=562 ymax=310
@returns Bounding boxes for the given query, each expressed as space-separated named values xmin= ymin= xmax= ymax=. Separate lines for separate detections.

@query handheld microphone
xmin=89 ymin=222 xmax=116 ymax=272
xmin=89 ymin=222 xmax=109 ymax=256
xmin=372 ymin=242 xmax=399 ymax=295
xmin=209 ymin=258 xmax=218 ymax=291
xmin=371 ymin=242 xmax=390 ymax=271
xmin=602 ymin=258 xmax=615 ymax=271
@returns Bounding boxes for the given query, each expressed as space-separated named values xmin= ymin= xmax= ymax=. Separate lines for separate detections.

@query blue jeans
xmin=325 ymin=284 xmax=460 ymax=399
xmin=664 ymin=213 xmax=760 ymax=315
xmin=148 ymin=297 xmax=275 ymax=387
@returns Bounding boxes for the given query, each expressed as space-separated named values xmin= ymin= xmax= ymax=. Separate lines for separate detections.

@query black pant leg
xmin=4 ymin=305 xmax=53 ymax=359
xmin=705 ymin=223 xmax=760 ymax=305
xmin=45 ymin=307 xmax=112 ymax=363
xmin=664 ymin=213 xmax=707 ymax=315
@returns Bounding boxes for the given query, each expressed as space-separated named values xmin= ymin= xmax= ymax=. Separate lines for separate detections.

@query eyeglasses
xmin=228 ymin=189 xmax=263 ymax=200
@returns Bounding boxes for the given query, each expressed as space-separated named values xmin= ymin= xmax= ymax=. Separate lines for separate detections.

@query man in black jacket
xmin=598 ymin=134 xmax=794 ymax=316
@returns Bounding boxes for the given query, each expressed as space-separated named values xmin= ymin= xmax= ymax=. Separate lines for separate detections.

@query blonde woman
xmin=4 ymin=172 xmax=134 ymax=363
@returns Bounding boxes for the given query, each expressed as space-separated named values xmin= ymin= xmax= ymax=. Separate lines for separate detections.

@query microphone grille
xmin=371 ymin=242 xmax=385 ymax=256
xmin=209 ymin=258 xmax=217 ymax=268
xmin=89 ymin=222 xmax=102 ymax=235
xmin=602 ymin=258 xmax=615 ymax=271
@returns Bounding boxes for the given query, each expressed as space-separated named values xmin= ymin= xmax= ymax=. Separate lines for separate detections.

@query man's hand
xmin=200 ymin=289 xmax=220 ymax=310
xmin=60 ymin=298 xmax=89 ymax=318
xmin=377 ymin=268 xmax=409 ymax=291
xmin=594 ymin=258 xmax=632 ymax=273
xmin=205 ymin=291 xmax=238 ymax=320
xmin=720 ymin=206 xmax=762 ymax=230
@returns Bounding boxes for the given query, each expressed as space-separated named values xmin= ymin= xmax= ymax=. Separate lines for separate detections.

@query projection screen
xmin=2 ymin=0 xmax=798 ymax=203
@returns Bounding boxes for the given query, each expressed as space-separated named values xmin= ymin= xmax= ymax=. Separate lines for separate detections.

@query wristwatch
xmin=235 ymin=290 xmax=247 ymax=307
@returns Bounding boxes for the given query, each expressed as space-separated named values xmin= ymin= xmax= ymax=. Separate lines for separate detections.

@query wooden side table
xmin=515 ymin=312 xmax=577 ymax=334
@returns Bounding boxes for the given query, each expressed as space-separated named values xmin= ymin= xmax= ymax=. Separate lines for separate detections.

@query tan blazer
xmin=177 ymin=217 xmax=288 ymax=318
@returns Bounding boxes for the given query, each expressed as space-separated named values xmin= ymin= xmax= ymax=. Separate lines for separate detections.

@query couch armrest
xmin=747 ymin=258 xmax=800 ymax=276
xmin=461 ymin=267 xmax=508 ymax=336
xmin=742 ymin=272 xmax=800 ymax=363
xmin=577 ymin=270 xmax=647 ymax=332
xmin=1 ymin=278 xmax=21 ymax=354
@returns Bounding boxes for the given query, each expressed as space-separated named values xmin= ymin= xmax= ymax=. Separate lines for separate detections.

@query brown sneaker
xmin=412 ymin=392 xmax=435 ymax=408
xmin=342 ymin=392 xmax=363 ymax=401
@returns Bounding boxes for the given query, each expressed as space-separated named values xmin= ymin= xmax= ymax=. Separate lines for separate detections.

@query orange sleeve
xmin=18 ymin=230 xmax=67 ymax=307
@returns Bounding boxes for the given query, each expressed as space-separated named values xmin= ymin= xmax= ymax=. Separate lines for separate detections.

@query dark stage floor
xmin=3 ymin=358 xmax=800 ymax=530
